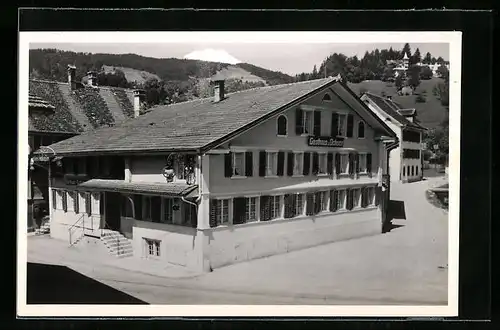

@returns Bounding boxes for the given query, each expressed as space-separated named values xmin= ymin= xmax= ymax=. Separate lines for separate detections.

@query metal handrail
xmin=68 ymin=213 xmax=85 ymax=246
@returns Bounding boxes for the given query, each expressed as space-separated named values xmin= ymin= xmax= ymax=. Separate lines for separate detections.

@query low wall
xmin=204 ymin=207 xmax=382 ymax=270
xmin=132 ymin=221 xmax=202 ymax=270
xmin=50 ymin=210 xmax=101 ymax=243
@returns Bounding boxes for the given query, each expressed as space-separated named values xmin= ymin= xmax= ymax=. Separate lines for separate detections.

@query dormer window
xmin=277 ymin=115 xmax=288 ymax=136
xmin=322 ymin=93 xmax=332 ymax=102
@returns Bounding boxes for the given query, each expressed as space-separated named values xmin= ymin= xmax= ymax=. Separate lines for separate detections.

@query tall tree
xmin=407 ymin=64 xmax=421 ymax=88
xmin=312 ymin=65 xmax=318 ymax=79
xmin=401 ymin=43 xmax=412 ymax=59
xmin=423 ymin=52 xmax=432 ymax=64
xmin=437 ymin=56 xmax=445 ymax=64
xmin=411 ymin=48 xmax=422 ymax=65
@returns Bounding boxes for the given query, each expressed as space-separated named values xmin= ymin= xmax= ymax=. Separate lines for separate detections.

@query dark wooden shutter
xmin=314 ymin=192 xmax=322 ymax=214
xmin=346 ymin=114 xmax=354 ymax=137
xmin=295 ymin=108 xmax=304 ymax=135
xmin=348 ymin=153 xmax=355 ymax=178
xmin=327 ymin=152 xmax=333 ymax=175
xmin=312 ymin=152 xmax=319 ymax=175
xmin=151 ymin=196 xmax=161 ymax=223
xmin=374 ymin=187 xmax=381 ymax=206
xmin=245 ymin=151 xmax=253 ymax=177
xmin=62 ymin=191 xmax=67 ymax=212
xmin=74 ymin=192 xmax=79 ymax=214
xmin=277 ymin=151 xmax=285 ymax=176
xmin=283 ymin=194 xmax=291 ymax=218
xmin=346 ymin=189 xmax=354 ymax=210
xmin=331 ymin=113 xmax=339 ymax=137
xmin=335 ymin=153 xmax=341 ymax=177
xmin=209 ymin=199 xmax=218 ymax=228
xmin=306 ymin=192 xmax=315 ymax=216
xmin=303 ymin=152 xmax=311 ymax=175
xmin=330 ymin=190 xmax=338 ymax=212
xmin=52 ymin=190 xmax=57 ymax=209
xmin=233 ymin=197 xmax=246 ymax=225
xmin=259 ymin=151 xmax=266 ymax=177
xmin=224 ymin=152 xmax=232 ymax=177
xmin=85 ymin=192 xmax=92 ymax=215
xmin=313 ymin=110 xmax=321 ymax=136
xmin=355 ymin=152 xmax=360 ymax=177
xmin=260 ymin=196 xmax=270 ymax=221
xmin=287 ymin=152 xmax=294 ymax=176
xmin=361 ymin=187 xmax=367 ymax=208
xmin=367 ymin=153 xmax=373 ymax=178
xmin=134 ymin=194 xmax=142 ymax=220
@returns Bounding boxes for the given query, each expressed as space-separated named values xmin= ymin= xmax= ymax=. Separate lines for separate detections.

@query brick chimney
xmin=87 ymin=71 xmax=97 ymax=87
xmin=133 ymin=89 xmax=146 ymax=118
xmin=67 ymin=65 xmax=76 ymax=90
xmin=212 ymin=80 xmax=225 ymax=102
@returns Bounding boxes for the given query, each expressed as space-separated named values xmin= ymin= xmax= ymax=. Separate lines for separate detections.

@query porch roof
xmin=76 ymin=179 xmax=198 ymax=197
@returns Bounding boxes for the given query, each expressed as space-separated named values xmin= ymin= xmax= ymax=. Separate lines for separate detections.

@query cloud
xmin=183 ymin=48 xmax=241 ymax=64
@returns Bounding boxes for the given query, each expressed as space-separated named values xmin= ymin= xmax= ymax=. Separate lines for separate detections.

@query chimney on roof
xmin=87 ymin=71 xmax=97 ymax=87
xmin=133 ymin=89 xmax=146 ymax=118
xmin=211 ymin=80 xmax=225 ymax=102
xmin=67 ymin=65 xmax=76 ymax=90
xmin=386 ymin=95 xmax=392 ymax=100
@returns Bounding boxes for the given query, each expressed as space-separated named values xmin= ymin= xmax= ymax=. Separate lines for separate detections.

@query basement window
xmin=144 ymin=238 xmax=161 ymax=257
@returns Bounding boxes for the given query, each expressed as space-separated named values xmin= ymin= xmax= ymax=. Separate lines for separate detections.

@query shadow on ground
xmin=27 ymin=262 xmax=148 ymax=304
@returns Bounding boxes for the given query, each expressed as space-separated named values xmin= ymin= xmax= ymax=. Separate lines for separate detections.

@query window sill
xmin=317 ymin=173 xmax=329 ymax=177
xmin=265 ymin=175 xmax=279 ymax=179
xmin=292 ymin=174 xmax=304 ymax=178
xmin=277 ymin=135 xmax=288 ymax=138
xmin=230 ymin=176 xmax=247 ymax=180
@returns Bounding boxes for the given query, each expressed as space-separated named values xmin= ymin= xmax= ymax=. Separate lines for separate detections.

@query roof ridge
xmin=29 ymin=78 xmax=134 ymax=92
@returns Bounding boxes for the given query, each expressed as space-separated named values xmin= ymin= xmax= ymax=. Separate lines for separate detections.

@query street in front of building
xmin=27 ymin=176 xmax=448 ymax=305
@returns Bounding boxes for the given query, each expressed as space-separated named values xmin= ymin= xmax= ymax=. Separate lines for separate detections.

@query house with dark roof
xmin=27 ymin=65 xmax=143 ymax=232
xmin=360 ymin=92 xmax=427 ymax=183
xmin=40 ymin=75 xmax=399 ymax=272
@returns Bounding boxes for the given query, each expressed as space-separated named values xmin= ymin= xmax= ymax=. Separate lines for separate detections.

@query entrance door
xmin=104 ymin=192 xmax=121 ymax=231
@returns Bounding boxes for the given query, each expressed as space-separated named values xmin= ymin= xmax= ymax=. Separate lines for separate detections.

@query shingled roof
xmin=362 ymin=92 xmax=426 ymax=130
xmin=28 ymin=79 xmax=135 ymax=134
xmin=45 ymin=76 xmax=397 ymax=156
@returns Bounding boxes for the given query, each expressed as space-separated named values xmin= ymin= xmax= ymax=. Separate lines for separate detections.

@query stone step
xmin=106 ymin=245 xmax=133 ymax=252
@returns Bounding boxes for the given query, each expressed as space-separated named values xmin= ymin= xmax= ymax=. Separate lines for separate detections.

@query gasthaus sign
xmin=307 ymin=136 xmax=345 ymax=147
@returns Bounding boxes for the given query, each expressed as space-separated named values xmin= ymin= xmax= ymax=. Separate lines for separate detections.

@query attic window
xmin=277 ymin=115 xmax=287 ymax=136
xmin=322 ymin=94 xmax=332 ymax=101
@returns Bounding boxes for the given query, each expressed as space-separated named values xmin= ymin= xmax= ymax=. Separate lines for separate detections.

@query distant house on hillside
xmin=27 ymin=65 xmax=146 ymax=233
xmin=360 ymin=92 xmax=427 ymax=183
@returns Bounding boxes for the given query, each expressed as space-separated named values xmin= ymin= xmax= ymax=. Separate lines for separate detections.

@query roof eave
xmin=46 ymin=147 xmax=202 ymax=158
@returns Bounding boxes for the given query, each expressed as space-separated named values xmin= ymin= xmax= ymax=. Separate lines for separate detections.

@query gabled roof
xmin=28 ymin=79 xmax=135 ymax=134
xmin=362 ymin=92 xmax=426 ymax=130
xmin=44 ymin=76 xmax=397 ymax=156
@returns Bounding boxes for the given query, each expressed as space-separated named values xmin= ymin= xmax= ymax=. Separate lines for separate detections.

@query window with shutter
xmin=337 ymin=190 xmax=346 ymax=210
xmin=338 ymin=114 xmax=347 ymax=136
xmin=312 ymin=153 xmax=319 ymax=175
xmin=331 ymin=113 xmax=339 ymax=137
xmin=346 ymin=114 xmax=354 ymax=137
xmin=313 ymin=110 xmax=321 ymax=136
xmin=303 ymin=152 xmax=311 ymax=175
xmin=293 ymin=153 xmax=303 ymax=175
xmin=232 ymin=152 xmax=245 ymax=176
xmin=304 ymin=110 xmax=314 ymax=134
xmin=224 ymin=152 xmax=232 ymax=178
xmin=259 ymin=151 xmax=266 ymax=177
xmin=314 ymin=192 xmax=322 ymax=214
xmin=270 ymin=195 xmax=281 ymax=219
xmin=245 ymin=151 xmax=253 ymax=177
xmin=287 ymin=152 xmax=294 ymax=176
xmin=277 ymin=151 xmax=285 ymax=176
xmin=162 ymin=198 xmax=174 ymax=223
xmin=348 ymin=153 xmax=355 ymax=178
xmin=352 ymin=188 xmax=361 ymax=208
xmin=327 ymin=153 xmax=333 ymax=175
xmin=284 ymin=194 xmax=296 ymax=219
xmin=346 ymin=189 xmax=354 ymax=210
xmin=295 ymin=193 xmax=304 ymax=216
xmin=318 ymin=153 xmax=327 ymax=174
xmin=359 ymin=153 xmax=367 ymax=173
xmin=245 ymin=197 xmax=257 ymax=222
xmin=355 ymin=152 xmax=360 ymax=176
xmin=295 ymin=108 xmax=304 ymax=135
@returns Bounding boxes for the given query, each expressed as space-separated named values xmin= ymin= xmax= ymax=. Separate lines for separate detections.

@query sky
xmin=30 ymin=42 xmax=450 ymax=76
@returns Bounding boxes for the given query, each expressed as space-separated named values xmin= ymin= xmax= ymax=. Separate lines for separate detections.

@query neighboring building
xmin=40 ymin=76 xmax=398 ymax=272
xmin=27 ymin=65 xmax=140 ymax=232
xmin=360 ymin=92 xmax=427 ymax=183
xmin=416 ymin=62 xmax=450 ymax=78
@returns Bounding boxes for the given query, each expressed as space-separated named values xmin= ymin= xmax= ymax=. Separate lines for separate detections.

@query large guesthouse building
xmin=40 ymin=76 xmax=398 ymax=272
xmin=360 ymin=92 xmax=427 ymax=183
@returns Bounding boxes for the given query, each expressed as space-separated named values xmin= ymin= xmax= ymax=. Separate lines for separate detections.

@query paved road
xmin=27 ymin=177 xmax=448 ymax=305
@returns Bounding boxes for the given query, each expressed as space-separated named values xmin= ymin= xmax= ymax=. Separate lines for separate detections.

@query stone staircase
xmin=100 ymin=229 xmax=133 ymax=258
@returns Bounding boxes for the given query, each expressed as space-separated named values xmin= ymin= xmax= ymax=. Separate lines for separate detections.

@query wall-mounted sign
xmin=307 ymin=136 xmax=345 ymax=148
